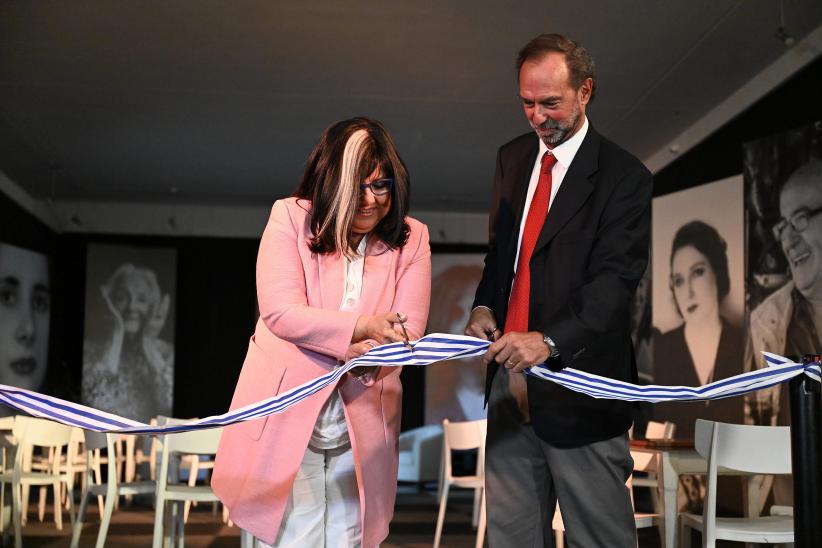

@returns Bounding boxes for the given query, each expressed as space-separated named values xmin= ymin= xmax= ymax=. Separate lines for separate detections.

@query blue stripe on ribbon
xmin=0 ymin=334 xmax=817 ymax=434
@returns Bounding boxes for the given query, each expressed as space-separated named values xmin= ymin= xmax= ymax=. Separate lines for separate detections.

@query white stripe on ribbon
xmin=0 ymin=334 xmax=818 ymax=434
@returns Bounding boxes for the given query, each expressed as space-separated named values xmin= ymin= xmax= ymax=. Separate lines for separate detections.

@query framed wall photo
xmin=82 ymin=244 xmax=177 ymax=423
xmin=650 ymin=176 xmax=745 ymax=438
xmin=424 ymin=251 xmax=487 ymax=424
xmin=743 ymin=121 xmax=822 ymax=427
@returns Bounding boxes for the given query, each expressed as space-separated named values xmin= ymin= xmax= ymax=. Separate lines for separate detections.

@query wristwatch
xmin=542 ymin=333 xmax=560 ymax=358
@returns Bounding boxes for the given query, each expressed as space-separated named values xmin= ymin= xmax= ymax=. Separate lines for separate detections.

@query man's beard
xmin=532 ymin=104 xmax=580 ymax=147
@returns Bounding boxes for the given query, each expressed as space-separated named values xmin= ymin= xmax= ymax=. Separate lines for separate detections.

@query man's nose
xmin=531 ymin=106 xmax=548 ymax=125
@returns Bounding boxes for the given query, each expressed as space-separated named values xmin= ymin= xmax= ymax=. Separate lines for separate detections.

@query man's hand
xmin=464 ymin=306 xmax=500 ymax=341
xmin=483 ymin=331 xmax=550 ymax=372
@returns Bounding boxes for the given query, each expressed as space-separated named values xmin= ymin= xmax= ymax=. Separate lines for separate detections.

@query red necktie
xmin=504 ymin=151 xmax=557 ymax=421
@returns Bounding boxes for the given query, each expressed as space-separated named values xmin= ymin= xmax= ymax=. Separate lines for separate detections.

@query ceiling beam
xmin=644 ymin=22 xmax=822 ymax=174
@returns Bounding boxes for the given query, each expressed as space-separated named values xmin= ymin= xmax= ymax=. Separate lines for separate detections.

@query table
xmin=630 ymin=440 xmax=762 ymax=548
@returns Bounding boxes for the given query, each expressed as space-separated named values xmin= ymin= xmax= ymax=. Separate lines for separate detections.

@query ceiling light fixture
xmin=776 ymin=0 xmax=796 ymax=47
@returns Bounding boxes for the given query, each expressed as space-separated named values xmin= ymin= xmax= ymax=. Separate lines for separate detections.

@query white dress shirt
xmin=513 ymin=116 xmax=589 ymax=270
xmin=310 ymin=236 xmax=368 ymax=450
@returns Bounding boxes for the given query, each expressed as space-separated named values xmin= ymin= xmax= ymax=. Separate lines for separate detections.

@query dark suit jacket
xmin=474 ymin=125 xmax=653 ymax=447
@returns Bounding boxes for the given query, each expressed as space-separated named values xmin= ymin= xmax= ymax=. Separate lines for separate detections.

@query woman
xmin=82 ymin=263 xmax=174 ymax=423
xmin=212 ymin=117 xmax=431 ymax=547
xmin=0 ymin=243 xmax=50 ymax=395
xmin=653 ymin=220 xmax=744 ymax=438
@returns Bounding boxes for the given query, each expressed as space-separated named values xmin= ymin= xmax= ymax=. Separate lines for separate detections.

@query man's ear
xmin=578 ymin=78 xmax=593 ymax=105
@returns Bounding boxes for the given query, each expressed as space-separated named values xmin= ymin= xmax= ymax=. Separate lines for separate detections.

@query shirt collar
xmin=538 ymin=116 xmax=589 ymax=169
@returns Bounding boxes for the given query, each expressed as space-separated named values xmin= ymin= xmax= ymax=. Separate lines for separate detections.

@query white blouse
xmin=309 ymin=236 xmax=368 ymax=450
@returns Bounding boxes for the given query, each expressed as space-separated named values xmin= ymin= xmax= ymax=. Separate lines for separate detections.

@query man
xmin=747 ymin=159 xmax=822 ymax=503
xmin=465 ymin=34 xmax=652 ymax=547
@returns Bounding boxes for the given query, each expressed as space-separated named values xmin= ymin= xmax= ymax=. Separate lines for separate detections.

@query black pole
xmin=789 ymin=353 xmax=822 ymax=548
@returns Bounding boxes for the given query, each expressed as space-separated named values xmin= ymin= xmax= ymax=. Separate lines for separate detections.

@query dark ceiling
xmin=1 ymin=1 xmax=821 ymax=213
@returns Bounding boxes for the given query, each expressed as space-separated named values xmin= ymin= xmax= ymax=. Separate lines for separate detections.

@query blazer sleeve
xmin=472 ymin=147 xmax=504 ymax=316
xmin=256 ymin=200 xmax=360 ymax=361
xmin=539 ymin=164 xmax=653 ymax=369
xmin=389 ymin=222 xmax=432 ymax=341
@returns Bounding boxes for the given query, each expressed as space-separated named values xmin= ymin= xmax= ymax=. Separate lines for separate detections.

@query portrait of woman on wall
xmin=82 ymin=245 xmax=176 ymax=424
xmin=652 ymin=220 xmax=744 ymax=436
xmin=0 ymin=243 xmax=50 ymax=402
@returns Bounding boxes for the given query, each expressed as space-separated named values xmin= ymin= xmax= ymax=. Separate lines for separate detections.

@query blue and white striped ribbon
xmin=0 ymin=334 xmax=818 ymax=434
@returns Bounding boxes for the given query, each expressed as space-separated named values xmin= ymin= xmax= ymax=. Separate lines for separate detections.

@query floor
xmin=10 ymin=486 xmax=723 ymax=547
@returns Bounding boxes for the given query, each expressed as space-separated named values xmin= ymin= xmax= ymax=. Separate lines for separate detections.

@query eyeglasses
xmin=360 ymin=178 xmax=393 ymax=197
xmin=772 ymin=205 xmax=822 ymax=240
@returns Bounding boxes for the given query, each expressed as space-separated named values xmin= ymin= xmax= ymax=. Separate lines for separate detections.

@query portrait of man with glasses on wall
xmin=745 ymin=122 xmax=822 ymax=505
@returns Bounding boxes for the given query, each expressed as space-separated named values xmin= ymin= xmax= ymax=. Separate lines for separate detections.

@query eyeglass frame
xmin=359 ymin=177 xmax=394 ymax=197
xmin=772 ymin=204 xmax=822 ymax=241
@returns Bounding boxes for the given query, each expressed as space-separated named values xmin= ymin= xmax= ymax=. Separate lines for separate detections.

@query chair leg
xmin=12 ymin=482 xmax=23 ymax=548
xmin=433 ymin=482 xmax=450 ymax=548
xmin=152 ymin=498 xmax=165 ymax=548
xmin=176 ymin=501 xmax=185 ymax=548
xmin=184 ymin=459 xmax=198 ymax=522
xmin=240 ymin=528 xmax=256 ymax=548
xmin=95 ymin=483 xmax=117 ymax=548
xmin=39 ymin=485 xmax=47 ymax=522
xmin=53 ymin=481 xmax=63 ymax=530
xmin=70 ymin=486 xmax=89 ymax=548
xmin=472 ymin=486 xmax=481 ymax=528
xmin=474 ymin=488 xmax=486 ymax=548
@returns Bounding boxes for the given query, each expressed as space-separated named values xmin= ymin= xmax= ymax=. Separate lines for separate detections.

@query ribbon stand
xmin=790 ymin=353 xmax=822 ymax=547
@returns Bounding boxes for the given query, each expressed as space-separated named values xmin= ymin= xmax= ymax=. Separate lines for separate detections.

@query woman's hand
xmin=345 ymin=341 xmax=380 ymax=386
xmin=352 ymin=312 xmax=408 ymax=344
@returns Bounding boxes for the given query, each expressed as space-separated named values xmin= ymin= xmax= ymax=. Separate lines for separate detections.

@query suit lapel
xmin=533 ymin=127 xmax=600 ymax=254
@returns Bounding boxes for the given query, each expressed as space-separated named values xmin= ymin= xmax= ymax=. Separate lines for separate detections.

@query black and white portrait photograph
xmin=0 ymin=242 xmax=50 ymax=398
xmin=82 ymin=243 xmax=177 ymax=423
xmin=743 ymin=121 xmax=822 ymax=506
xmin=424 ymin=253 xmax=487 ymax=424
xmin=651 ymin=176 xmax=745 ymax=439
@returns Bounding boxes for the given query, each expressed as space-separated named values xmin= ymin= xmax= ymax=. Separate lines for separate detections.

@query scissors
xmin=397 ymin=313 xmax=413 ymax=351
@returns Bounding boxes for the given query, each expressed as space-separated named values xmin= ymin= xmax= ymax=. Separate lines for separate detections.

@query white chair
xmin=0 ymin=415 xmax=76 ymax=548
xmin=152 ymin=426 xmax=224 ymax=548
xmin=632 ymin=420 xmax=675 ymax=515
xmin=397 ymin=424 xmax=443 ymax=488
xmin=680 ymin=419 xmax=793 ymax=547
xmin=71 ymin=430 xmax=156 ymax=547
xmin=433 ymin=418 xmax=486 ymax=548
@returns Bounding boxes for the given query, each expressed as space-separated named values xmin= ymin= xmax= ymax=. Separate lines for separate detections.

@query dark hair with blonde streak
xmin=293 ymin=117 xmax=410 ymax=257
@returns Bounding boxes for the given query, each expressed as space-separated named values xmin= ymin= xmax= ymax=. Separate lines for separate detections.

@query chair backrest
xmin=645 ymin=420 xmax=675 ymax=439
xmin=441 ymin=419 xmax=487 ymax=481
xmin=694 ymin=419 xmax=791 ymax=475
xmin=13 ymin=415 xmax=73 ymax=448
xmin=164 ymin=428 xmax=223 ymax=456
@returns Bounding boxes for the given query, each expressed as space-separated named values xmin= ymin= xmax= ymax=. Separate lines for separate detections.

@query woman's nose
xmin=360 ymin=188 xmax=377 ymax=205
xmin=15 ymin=306 xmax=35 ymax=346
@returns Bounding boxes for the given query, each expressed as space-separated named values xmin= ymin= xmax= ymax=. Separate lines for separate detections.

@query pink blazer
xmin=212 ymin=197 xmax=431 ymax=546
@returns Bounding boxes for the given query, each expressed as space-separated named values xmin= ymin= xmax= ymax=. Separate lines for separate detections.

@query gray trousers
xmin=485 ymin=369 xmax=637 ymax=548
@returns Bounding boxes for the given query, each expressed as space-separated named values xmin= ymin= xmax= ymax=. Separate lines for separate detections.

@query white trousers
xmin=259 ymin=443 xmax=362 ymax=548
